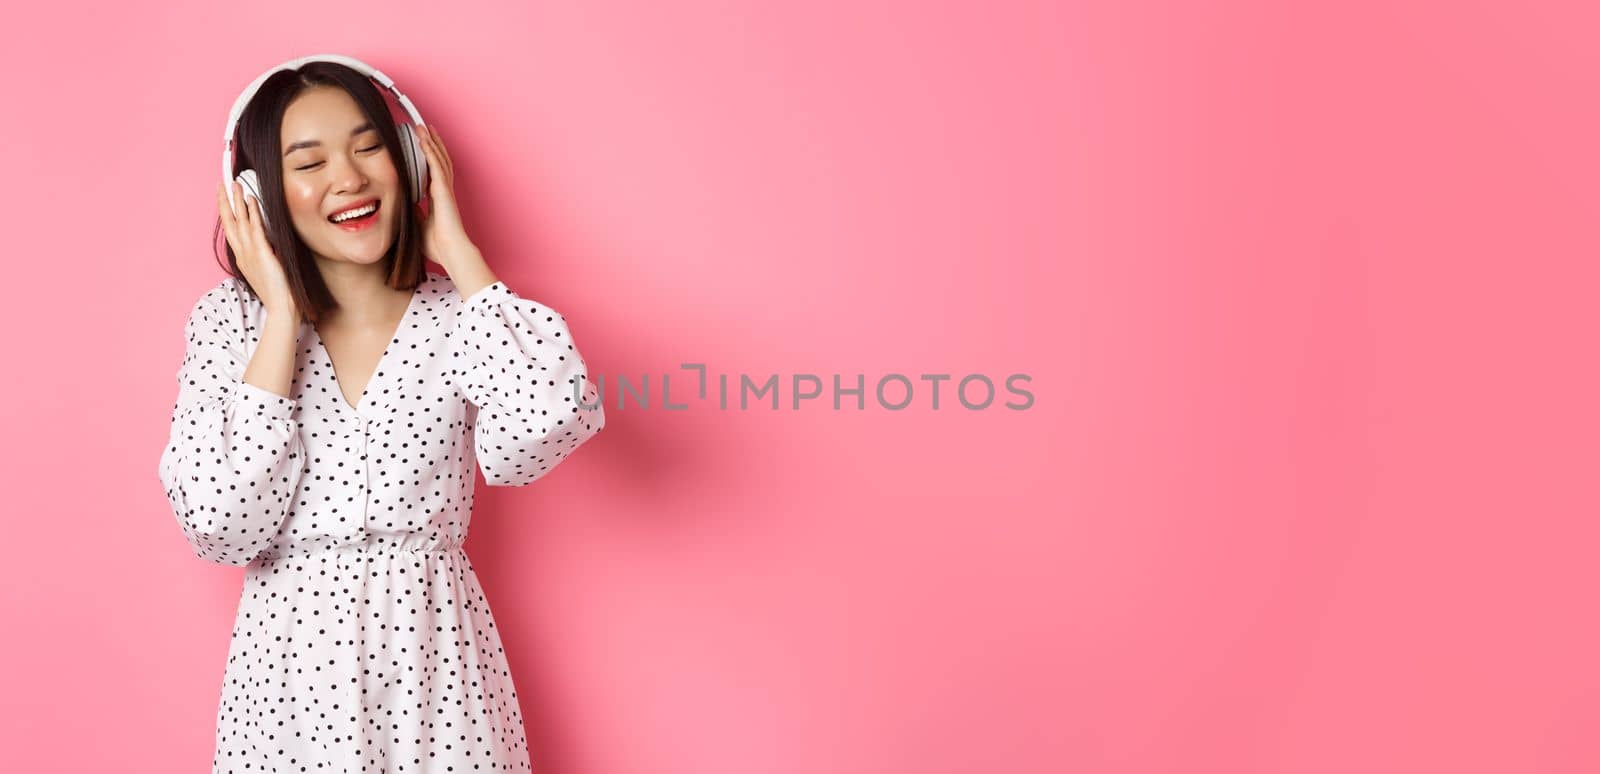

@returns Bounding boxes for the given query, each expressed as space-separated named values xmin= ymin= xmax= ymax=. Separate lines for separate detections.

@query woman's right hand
xmin=218 ymin=180 xmax=297 ymax=318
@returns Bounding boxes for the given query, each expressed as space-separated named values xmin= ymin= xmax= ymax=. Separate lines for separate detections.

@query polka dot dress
xmin=157 ymin=271 xmax=606 ymax=772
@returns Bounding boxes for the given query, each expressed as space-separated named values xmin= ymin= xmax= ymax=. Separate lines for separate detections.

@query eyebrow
xmin=283 ymin=121 xmax=377 ymax=155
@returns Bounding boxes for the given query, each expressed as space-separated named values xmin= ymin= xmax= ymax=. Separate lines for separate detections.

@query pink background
xmin=2 ymin=1 xmax=1597 ymax=771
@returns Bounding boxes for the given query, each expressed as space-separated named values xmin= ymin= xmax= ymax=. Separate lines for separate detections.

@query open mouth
xmin=329 ymin=200 xmax=381 ymax=230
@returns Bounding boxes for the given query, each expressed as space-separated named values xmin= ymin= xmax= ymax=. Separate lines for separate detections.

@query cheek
xmin=369 ymin=156 xmax=402 ymax=186
xmin=283 ymin=180 xmax=324 ymax=222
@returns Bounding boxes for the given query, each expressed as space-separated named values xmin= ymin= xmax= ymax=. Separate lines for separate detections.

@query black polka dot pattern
xmin=157 ymin=271 xmax=605 ymax=771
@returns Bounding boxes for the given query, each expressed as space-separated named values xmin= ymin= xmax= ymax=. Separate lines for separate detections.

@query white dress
xmin=158 ymin=270 xmax=606 ymax=772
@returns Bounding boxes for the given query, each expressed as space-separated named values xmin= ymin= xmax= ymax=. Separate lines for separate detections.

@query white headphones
xmin=222 ymin=53 xmax=430 ymax=228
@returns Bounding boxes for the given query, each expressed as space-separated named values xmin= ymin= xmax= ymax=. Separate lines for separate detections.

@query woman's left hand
xmin=415 ymin=123 xmax=476 ymax=265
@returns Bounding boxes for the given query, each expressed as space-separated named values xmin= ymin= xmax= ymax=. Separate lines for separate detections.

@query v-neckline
xmin=310 ymin=277 xmax=425 ymax=417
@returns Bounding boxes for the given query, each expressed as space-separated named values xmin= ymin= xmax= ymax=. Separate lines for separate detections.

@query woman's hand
xmin=218 ymin=180 xmax=296 ymax=317
xmin=415 ymin=123 xmax=477 ymax=267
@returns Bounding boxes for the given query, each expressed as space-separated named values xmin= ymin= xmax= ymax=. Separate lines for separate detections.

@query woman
xmin=158 ymin=58 xmax=606 ymax=772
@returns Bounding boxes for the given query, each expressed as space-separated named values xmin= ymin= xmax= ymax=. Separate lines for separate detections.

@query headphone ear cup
xmin=234 ymin=169 xmax=270 ymax=229
xmin=397 ymin=123 xmax=430 ymax=203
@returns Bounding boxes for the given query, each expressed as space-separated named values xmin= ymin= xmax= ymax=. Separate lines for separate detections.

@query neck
xmin=313 ymin=260 xmax=410 ymax=326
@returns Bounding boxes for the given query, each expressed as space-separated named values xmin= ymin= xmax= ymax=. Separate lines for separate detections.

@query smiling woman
xmin=278 ymin=89 xmax=405 ymax=269
xmin=164 ymin=56 xmax=607 ymax=774
xmin=216 ymin=60 xmax=429 ymax=324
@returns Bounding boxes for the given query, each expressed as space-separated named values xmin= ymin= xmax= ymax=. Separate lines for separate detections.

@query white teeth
xmin=330 ymin=203 xmax=378 ymax=222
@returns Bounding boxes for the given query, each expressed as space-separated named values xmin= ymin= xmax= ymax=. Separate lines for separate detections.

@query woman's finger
xmin=232 ymin=182 xmax=248 ymax=226
xmin=426 ymin=125 xmax=441 ymax=162
xmin=245 ymin=193 xmax=264 ymax=242
xmin=415 ymin=124 xmax=438 ymax=183
xmin=236 ymin=183 xmax=259 ymax=255
xmin=422 ymin=124 xmax=440 ymax=169
xmin=234 ymin=185 xmax=253 ymax=248
xmin=421 ymin=124 xmax=449 ymax=183
xmin=417 ymin=123 xmax=435 ymax=166
xmin=241 ymin=184 xmax=257 ymax=230
xmin=431 ymin=126 xmax=453 ymax=180
xmin=219 ymin=182 xmax=240 ymax=252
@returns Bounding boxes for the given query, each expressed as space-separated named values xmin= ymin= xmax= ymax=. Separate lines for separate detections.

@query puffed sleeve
xmin=448 ymin=280 xmax=606 ymax=487
xmin=157 ymin=286 xmax=307 ymax=566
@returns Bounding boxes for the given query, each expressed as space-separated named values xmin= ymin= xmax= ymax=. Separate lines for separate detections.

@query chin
xmin=311 ymin=222 xmax=398 ymax=264
xmin=341 ymin=251 xmax=390 ymax=265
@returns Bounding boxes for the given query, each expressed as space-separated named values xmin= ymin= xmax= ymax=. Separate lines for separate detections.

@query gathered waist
xmin=255 ymin=541 xmax=466 ymax=564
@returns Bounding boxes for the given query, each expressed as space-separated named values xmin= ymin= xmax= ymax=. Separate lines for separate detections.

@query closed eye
xmin=292 ymin=144 xmax=385 ymax=172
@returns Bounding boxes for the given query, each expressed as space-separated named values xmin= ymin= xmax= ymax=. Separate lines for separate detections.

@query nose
xmin=330 ymin=152 xmax=369 ymax=194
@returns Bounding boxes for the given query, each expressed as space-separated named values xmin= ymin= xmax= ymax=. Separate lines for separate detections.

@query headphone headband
xmin=221 ymin=53 xmax=427 ymax=188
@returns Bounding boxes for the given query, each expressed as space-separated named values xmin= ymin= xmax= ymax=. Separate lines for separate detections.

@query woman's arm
xmin=157 ymin=285 xmax=307 ymax=566
xmin=448 ymin=280 xmax=606 ymax=487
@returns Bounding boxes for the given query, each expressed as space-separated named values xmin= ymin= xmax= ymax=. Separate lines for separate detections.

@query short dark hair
xmin=214 ymin=60 xmax=427 ymax=324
